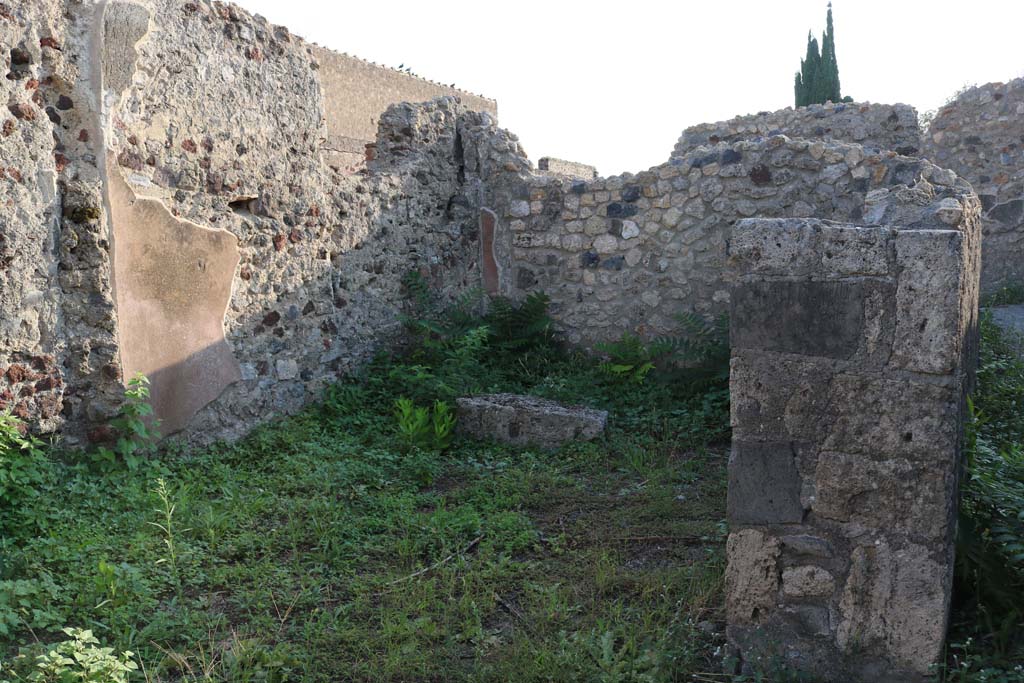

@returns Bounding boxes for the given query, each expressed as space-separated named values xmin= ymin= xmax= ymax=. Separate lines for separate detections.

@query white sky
xmin=235 ymin=0 xmax=1024 ymax=177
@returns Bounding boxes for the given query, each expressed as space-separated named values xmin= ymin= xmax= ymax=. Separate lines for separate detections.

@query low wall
xmin=923 ymin=78 xmax=1024 ymax=293
xmin=671 ymin=102 xmax=921 ymax=161
xmin=726 ymin=213 xmax=979 ymax=680
xmin=478 ymin=135 xmax=975 ymax=347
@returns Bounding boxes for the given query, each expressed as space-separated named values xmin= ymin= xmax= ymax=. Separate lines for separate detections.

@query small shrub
xmin=92 ymin=373 xmax=160 ymax=472
xmin=596 ymin=333 xmax=673 ymax=385
xmin=0 ymin=411 xmax=49 ymax=534
xmin=394 ymin=399 xmax=455 ymax=452
xmin=0 ymin=578 xmax=61 ymax=638
xmin=1 ymin=627 xmax=138 ymax=683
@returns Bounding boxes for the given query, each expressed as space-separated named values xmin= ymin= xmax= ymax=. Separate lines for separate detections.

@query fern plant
xmin=483 ymin=292 xmax=556 ymax=353
xmin=595 ymin=333 xmax=675 ymax=385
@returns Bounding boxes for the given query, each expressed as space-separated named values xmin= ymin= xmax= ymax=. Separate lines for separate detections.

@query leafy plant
xmin=149 ymin=478 xmax=186 ymax=590
xmin=0 ymin=411 xmax=49 ymax=534
xmin=93 ymin=374 xmax=160 ymax=472
xmin=596 ymin=333 xmax=673 ymax=385
xmin=595 ymin=313 xmax=729 ymax=391
xmin=952 ymin=312 xmax=1024 ymax=668
xmin=394 ymin=399 xmax=455 ymax=452
xmin=0 ymin=578 xmax=61 ymax=638
xmin=3 ymin=628 xmax=138 ymax=682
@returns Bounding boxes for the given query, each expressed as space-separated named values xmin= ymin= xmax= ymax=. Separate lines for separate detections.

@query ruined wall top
xmin=672 ymin=102 xmax=921 ymax=161
xmin=922 ymin=77 xmax=1024 ymax=292
xmin=314 ymin=44 xmax=496 ymax=172
xmin=538 ymin=157 xmax=598 ymax=180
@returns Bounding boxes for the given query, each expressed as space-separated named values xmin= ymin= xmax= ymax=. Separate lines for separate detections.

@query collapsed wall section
xmin=923 ymin=78 xmax=1024 ymax=293
xmin=725 ymin=210 xmax=980 ymax=680
xmin=477 ymin=133 xmax=974 ymax=347
xmin=672 ymin=102 xmax=921 ymax=162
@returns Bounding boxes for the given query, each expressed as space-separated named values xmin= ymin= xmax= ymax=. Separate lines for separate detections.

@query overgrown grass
xmin=8 ymin=285 xmax=1022 ymax=682
xmin=1 ymin=291 xmax=732 ymax=682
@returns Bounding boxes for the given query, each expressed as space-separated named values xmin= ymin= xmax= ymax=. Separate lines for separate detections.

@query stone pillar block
xmin=724 ymin=216 xmax=980 ymax=682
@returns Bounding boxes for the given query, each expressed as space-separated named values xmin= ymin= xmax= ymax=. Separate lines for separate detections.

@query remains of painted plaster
xmin=3 ymin=0 xmax=496 ymax=443
xmin=724 ymin=209 xmax=980 ymax=680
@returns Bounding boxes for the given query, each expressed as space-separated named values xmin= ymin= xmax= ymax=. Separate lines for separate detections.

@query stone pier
xmin=724 ymin=214 xmax=980 ymax=681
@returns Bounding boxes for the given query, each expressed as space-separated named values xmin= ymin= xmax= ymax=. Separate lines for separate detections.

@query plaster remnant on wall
xmin=107 ymin=162 xmax=241 ymax=435
xmin=102 ymin=2 xmax=151 ymax=96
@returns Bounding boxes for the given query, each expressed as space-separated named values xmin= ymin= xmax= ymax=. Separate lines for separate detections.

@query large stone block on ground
xmin=455 ymin=393 xmax=607 ymax=450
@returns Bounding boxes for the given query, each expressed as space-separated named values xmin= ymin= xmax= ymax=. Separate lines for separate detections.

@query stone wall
xmin=2 ymin=0 xmax=495 ymax=445
xmin=537 ymin=157 xmax=598 ymax=180
xmin=922 ymin=78 xmax=1024 ymax=293
xmin=314 ymin=46 xmax=497 ymax=173
xmin=672 ymin=102 xmax=921 ymax=162
xmin=725 ymin=211 xmax=980 ymax=679
xmin=478 ymin=134 xmax=973 ymax=347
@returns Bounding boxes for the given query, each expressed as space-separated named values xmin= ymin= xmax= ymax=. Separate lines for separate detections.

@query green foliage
xmin=1 ymin=628 xmax=138 ymax=683
xmin=936 ymin=638 xmax=1024 ymax=683
xmin=596 ymin=333 xmax=672 ymax=384
xmin=0 ymin=412 xmax=49 ymax=534
xmin=92 ymin=374 xmax=160 ymax=472
xmin=952 ymin=312 xmax=1024 ymax=671
xmin=1 ymin=275 xmax=734 ymax=681
xmin=394 ymin=398 xmax=455 ymax=453
xmin=982 ymin=283 xmax=1024 ymax=308
xmin=794 ymin=3 xmax=843 ymax=106
xmin=0 ymin=579 xmax=61 ymax=638
xmin=482 ymin=292 xmax=555 ymax=353
xmin=596 ymin=313 xmax=729 ymax=393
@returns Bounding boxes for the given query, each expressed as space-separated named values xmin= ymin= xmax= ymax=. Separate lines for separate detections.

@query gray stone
xmin=728 ymin=441 xmax=804 ymax=525
xmin=730 ymin=280 xmax=866 ymax=359
xmin=455 ymin=394 xmax=607 ymax=450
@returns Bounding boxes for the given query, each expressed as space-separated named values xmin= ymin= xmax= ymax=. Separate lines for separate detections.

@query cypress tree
xmin=794 ymin=3 xmax=843 ymax=106
xmin=795 ymin=33 xmax=821 ymax=108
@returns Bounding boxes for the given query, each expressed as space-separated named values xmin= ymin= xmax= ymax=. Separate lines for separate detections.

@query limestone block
xmin=891 ymin=230 xmax=965 ymax=375
xmin=837 ymin=540 xmax=952 ymax=675
xmin=730 ymin=280 xmax=868 ymax=359
xmin=455 ymin=394 xmax=607 ymax=450
xmin=813 ymin=452 xmax=954 ymax=542
xmin=729 ymin=351 xmax=835 ymax=443
xmin=725 ymin=529 xmax=781 ymax=625
xmin=782 ymin=566 xmax=835 ymax=598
